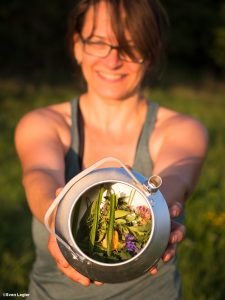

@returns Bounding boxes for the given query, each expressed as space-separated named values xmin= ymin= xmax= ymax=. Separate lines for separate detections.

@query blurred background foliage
xmin=0 ymin=1 xmax=225 ymax=299
xmin=0 ymin=0 xmax=225 ymax=78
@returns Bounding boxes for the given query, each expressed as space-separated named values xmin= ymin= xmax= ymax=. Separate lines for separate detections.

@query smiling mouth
xmin=97 ymin=71 xmax=126 ymax=81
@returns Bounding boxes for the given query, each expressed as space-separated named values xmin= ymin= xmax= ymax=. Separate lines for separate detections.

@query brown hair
xmin=67 ymin=0 xmax=169 ymax=69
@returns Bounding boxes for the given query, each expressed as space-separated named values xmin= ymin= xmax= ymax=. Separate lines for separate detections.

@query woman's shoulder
xmin=150 ymin=105 xmax=209 ymax=161
xmin=18 ymin=101 xmax=71 ymax=124
xmin=15 ymin=101 xmax=72 ymax=150
xmin=157 ymin=106 xmax=208 ymax=137
xmin=16 ymin=101 xmax=72 ymax=131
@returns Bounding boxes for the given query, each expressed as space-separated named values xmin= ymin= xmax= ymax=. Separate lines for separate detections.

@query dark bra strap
xmin=70 ymin=98 xmax=81 ymax=171
xmin=77 ymin=99 xmax=84 ymax=170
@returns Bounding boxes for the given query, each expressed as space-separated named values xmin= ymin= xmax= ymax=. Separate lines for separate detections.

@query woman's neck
xmin=79 ymin=92 xmax=147 ymax=134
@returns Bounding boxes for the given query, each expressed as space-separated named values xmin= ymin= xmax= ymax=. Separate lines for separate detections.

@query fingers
xmin=162 ymin=221 xmax=185 ymax=263
xmin=56 ymin=260 xmax=90 ymax=286
xmin=149 ymin=203 xmax=186 ymax=275
xmin=168 ymin=202 xmax=185 ymax=244
xmin=50 ymin=188 xmax=104 ymax=286
xmin=48 ymin=234 xmax=69 ymax=268
xmin=47 ymin=187 xmax=63 ymax=230
xmin=149 ymin=265 xmax=158 ymax=275
xmin=169 ymin=221 xmax=186 ymax=244
xmin=55 ymin=187 xmax=63 ymax=197
xmin=124 ymin=164 xmax=132 ymax=170
xmin=169 ymin=201 xmax=183 ymax=218
xmin=149 ymin=243 xmax=177 ymax=275
xmin=162 ymin=243 xmax=177 ymax=262
xmin=93 ymin=281 xmax=104 ymax=286
xmin=48 ymin=234 xmax=91 ymax=286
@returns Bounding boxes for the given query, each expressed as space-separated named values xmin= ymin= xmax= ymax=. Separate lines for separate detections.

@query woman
xmin=15 ymin=0 xmax=208 ymax=299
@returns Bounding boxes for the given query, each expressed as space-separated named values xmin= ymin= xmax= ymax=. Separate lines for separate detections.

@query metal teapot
xmin=45 ymin=157 xmax=170 ymax=283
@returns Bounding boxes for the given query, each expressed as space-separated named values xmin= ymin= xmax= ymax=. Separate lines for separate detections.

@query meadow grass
xmin=0 ymin=77 xmax=224 ymax=299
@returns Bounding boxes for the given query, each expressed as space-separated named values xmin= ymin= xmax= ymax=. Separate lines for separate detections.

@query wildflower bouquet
xmin=76 ymin=185 xmax=152 ymax=263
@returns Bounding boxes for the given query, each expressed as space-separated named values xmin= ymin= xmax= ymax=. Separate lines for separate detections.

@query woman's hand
xmin=47 ymin=188 xmax=103 ymax=286
xmin=48 ymin=234 xmax=93 ymax=286
xmin=149 ymin=201 xmax=186 ymax=275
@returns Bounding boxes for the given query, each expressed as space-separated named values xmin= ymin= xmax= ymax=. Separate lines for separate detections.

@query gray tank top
xmin=65 ymin=98 xmax=158 ymax=181
xmin=29 ymin=99 xmax=181 ymax=300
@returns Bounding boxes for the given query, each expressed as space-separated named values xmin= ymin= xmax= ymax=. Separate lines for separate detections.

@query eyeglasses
xmin=79 ymin=35 xmax=144 ymax=64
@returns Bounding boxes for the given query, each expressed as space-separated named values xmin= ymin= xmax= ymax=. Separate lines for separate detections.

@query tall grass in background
xmin=0 ymin=76 xmax=224 ymax=299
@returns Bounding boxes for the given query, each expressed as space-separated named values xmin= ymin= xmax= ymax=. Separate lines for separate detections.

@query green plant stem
xmin=107 ymin=192 xmax=116 ymax=256
xmin=89 ymin=186 xmax=104 ymax=252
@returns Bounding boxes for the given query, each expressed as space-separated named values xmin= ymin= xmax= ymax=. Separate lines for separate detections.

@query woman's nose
xmin=103 ymin=48 xmax=123 ymax=69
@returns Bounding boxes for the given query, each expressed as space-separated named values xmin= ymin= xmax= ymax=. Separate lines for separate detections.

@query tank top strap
xmin=132 ymin=100 xmax=158 ymax=178
xmin=70 ymin=98 xmax=79 ymax=153
xmin=64 ymin=98 xmax=81 ymax=182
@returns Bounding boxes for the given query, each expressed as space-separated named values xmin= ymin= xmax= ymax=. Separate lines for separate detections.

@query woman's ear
xmin=73 ymin=33 xmax=83 ymax=65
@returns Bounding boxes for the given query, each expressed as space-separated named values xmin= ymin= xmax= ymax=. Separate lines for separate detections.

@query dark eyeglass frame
xmin=79 ymin=35 xmax=144 ymax=64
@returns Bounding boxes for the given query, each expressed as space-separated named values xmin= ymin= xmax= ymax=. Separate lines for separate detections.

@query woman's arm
xmin=15 ymin=108 xmax=95 ymax=286
xmin=149 ymin=113 xmax=208 ymax=273
xmin=153 ymin=114 xmax=208 ymax=205
xmin=15 ymin=108 xmax=66 ymax=222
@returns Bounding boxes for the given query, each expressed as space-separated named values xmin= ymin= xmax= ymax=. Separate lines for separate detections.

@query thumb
xmin=48 ymin=234 xmax=69 ymax=268
xmin=55 ymin=187 xmax=63 ymax=197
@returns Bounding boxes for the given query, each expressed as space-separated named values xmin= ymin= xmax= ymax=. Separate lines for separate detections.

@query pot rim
xmin=68 ymin=179 xmax=155 ymax=267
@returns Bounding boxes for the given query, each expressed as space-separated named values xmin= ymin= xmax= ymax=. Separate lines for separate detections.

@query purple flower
xmin=126 ymin=241 xmax=137 ymax=252
xmin=125 ymin=234 xmax=139 ymax=254
xmin=125 ymin=234 xmax=135 ymax=242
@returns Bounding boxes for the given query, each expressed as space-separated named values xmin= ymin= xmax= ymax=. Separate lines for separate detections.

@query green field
xmin=0 ymin=76 xmax=224 ymax=299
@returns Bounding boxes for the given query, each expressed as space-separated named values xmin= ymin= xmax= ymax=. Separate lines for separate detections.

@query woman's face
xmin=74 ymin=1 xmax=148 ymax=101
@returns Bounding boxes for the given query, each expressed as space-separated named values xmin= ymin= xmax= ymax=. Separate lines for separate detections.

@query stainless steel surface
xmin=144 ymin=175 xmax=162 ymax=193
xmin=55 ymin=167 xmax=170 ymax=283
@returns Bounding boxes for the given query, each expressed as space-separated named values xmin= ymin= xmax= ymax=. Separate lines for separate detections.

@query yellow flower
xmin=101 ymin=230 xmax=119 ymax=251
xmin=112 ymin=230 xmax=119 ymax=251
xmin=207 ymin=211 xmax=225 ymax=228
